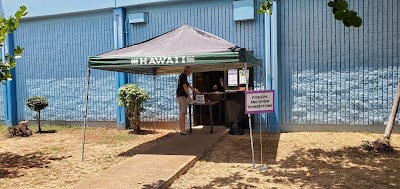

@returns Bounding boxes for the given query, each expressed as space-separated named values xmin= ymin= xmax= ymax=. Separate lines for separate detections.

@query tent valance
xmin=89 ymin=50 xmax=261 ymax=75
xmin=88 ymin=25 xmax=262 ymax=75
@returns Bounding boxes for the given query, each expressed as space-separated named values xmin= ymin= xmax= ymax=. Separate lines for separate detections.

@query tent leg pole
xmin=245 ymin=63 xmax=256 ymax=169
xmin=260 ymin=64 xmax=265 ymax=165
xmin=82 ymin=68 xmax=91 ymax=161
xmin=153 ymin=76 xmax=156 ymax=129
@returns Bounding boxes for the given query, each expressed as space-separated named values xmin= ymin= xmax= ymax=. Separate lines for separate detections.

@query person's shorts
xmin=176 ymin=96 xmax=188 ymax=114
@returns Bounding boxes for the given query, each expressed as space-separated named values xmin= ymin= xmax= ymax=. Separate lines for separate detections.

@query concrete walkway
xmin=72 ymin=126 xmax=229 ymax=189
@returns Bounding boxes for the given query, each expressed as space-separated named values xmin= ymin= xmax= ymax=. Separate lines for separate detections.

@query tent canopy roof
xmin=88 ymin=25 xmax=261 ymax=75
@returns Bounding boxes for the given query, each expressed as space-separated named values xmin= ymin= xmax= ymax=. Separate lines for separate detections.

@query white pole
xmin=245 ymin=63 xmax=256 ymax=169
xmin=153 ymin=76 xmax=156 ymax=128
xmin=81 ymin=68 xmax=91 ymax=161
xmin=256 ymin=64 xmax=269 ymax=171
xmin=260 ymin=66 xmax=265 ymax=166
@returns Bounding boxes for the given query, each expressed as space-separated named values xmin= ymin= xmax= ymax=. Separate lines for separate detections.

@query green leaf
xmin=328 ymin=1 xmax=336 ymax=8
xmin=332 ymin=8 xmax=338 ymax=14
xmin=336 ymin=1 xmax=348 ymax=11
xmin=343 ymin=20 xmax=352 ymax=27
xmin=348 ymin=10 xmax=357 ymax=17
xmin=4 ymin=72 xmax=11 ymax=78
xmin=15 ymin=11 xmax=22 ymax=19
xmin=259 ymin=1 xmax=273 ymax=15
xmin=335 ymin=10 xmax=348 ymax=21
xmin=9 ymin=60 xmax=16 ymax=68
xmin=0 ymin=7 xmax=27 ymax=84
xmin=14 ymin=46 xmax=24 ymax=55
xmin=20 ymin=6 xmax=27 ymax=12
xmin=13 ymin=22 xmax=19 ymax=30
xmin=351 ymin=16 xmax=363 ymax=27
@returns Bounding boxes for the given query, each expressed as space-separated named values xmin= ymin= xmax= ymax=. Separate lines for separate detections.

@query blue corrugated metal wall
xmin=14 ymin=11 xmax=116 ymax=122
xmin=0 ymin=46 xmax=5 ymax=120
xmin=126 ymin=0 xmax=266 ymax=122
xmin=5 ymin=0 xmax=397 ymax=131
xmin=279 ymin=0 xmax=400 ymax=127
xmin=0 ymin=47 xmax=4 ymax=120
xmin=0 ymin=88 xmax=4 ymax=120
xmin=0 ymin=90 xmax=4 ymax=120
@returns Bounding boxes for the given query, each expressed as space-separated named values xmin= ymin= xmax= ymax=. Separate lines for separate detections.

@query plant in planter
xmin=117 ymin=84 xmax=150 ymax=134
xmin=26 ymin=96 xmax=48 ymax=133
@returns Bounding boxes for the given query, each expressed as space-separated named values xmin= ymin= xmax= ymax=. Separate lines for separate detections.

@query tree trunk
xmin=384 ymin=80 xmax=400 ymax=139
xmin=132 ymin=108 xmax=141 ymax=134
xmin=37 ymin=110 xmax=42 ymax=133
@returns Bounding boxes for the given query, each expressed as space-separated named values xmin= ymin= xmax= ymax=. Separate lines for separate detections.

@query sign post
xmin=245 ymin=90 xmax=275 ymax=169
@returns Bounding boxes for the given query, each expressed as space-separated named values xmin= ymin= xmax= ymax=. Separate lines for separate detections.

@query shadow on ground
xmin=141 ymin=180 xmax=164 ymax=189
xmin=119 ymin=126 xmax=228 ymax=157
xmin=183 ymin=146 xmax=399 ymax=189
xmin=258 ymin=147 xmax=400 ymax=188
xmin=128 ymin=129 xmax=160 ymax=135
xmin=36 ymin=130 xmax=57 ymax=134
xmin=0 ymin=152 xmax=70 ymax=179
xmin=183 ymin=133 xmax=400 ymax=188
xmin=193 ymin=172 xmax=258 ymax=189
xmin=119 ymin=132 xmax=179 ymax=157
xmin=201 ymin=131 xmax=280 ymax=164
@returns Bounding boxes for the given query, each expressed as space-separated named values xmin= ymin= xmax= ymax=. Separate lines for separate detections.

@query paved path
xmin=72 ymin=126 xmax=229 ymax=189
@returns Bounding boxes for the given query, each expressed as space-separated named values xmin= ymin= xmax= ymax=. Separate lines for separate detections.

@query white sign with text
xmin=245 ymin=90 xmax=275 ymax=114
xmin=196 ymin=95 xmax=205 ymax=104
xmin=239 ymin=69 xmax=249 ymax=84
xmin=228 ymin=69 xmax=238 ymax=86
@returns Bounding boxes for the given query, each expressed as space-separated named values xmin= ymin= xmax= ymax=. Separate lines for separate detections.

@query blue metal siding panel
xmin=0 ymin=47 xmax=5 ymax=121
xmin=126 ymin=1 xmax=265 ymax=123
xmin=14 ymin=14 xmax=115 ymax=122
xmin=279 ymin=0 xmax=400 ymax=126
xmin=0 ymin=84 xmax=4 ymax=120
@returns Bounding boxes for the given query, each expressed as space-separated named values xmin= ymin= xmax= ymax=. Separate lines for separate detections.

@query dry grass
xmin=170 ymin=132 xmax=400 ymax=189
xmin=0 ymin=125 xmax=173 ymax=189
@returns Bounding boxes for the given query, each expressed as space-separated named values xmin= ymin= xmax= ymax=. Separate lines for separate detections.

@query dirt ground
xmin=2 ymin=125 xmax=399 ymax=189
xmin=170 ymin=132 xmax=400 ymax=189
xmin=0 ymin=125 xmax=173 ymax=189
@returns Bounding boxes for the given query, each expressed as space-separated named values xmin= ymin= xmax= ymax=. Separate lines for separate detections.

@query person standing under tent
xmin=212 ymin=77 xmax=225 ymax=92
xmin=176 ymin=66 xmax=199 ymax=135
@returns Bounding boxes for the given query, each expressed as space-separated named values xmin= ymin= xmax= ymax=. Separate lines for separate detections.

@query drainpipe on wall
xmin=114 ymin=7 xmax=129 ymax=129
xmin=264 ymin=0 xmax=280 ymax=133
xmin=271 ymin=0 xmax=280 ymax=133
xmin=3 ymin=33 xmax=18 ymax=126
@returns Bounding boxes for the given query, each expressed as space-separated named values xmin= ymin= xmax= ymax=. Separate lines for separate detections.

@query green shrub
xmin=26 ymin=96 xmax=48 ymax=133
xmin=117 ymin=84 xmax=150 ymax=133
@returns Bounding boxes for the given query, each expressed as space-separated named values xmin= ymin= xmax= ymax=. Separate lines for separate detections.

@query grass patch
xmin=40 ymin=147 xmax=64 ymax=153
xmin=0 ymin=127 xmax=171 ymax=189
xmin=105 ymin=134 xmax=137 ymax=141
xmin=35 ymin=124 xmax=81 ymax=132
xmin=0 ymin=124 xmax=81 ymax=137
xmin=0 ymin=125 xmax=7 ymax=134
xmin=95 ymin=132 xmax=138 ymax=145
